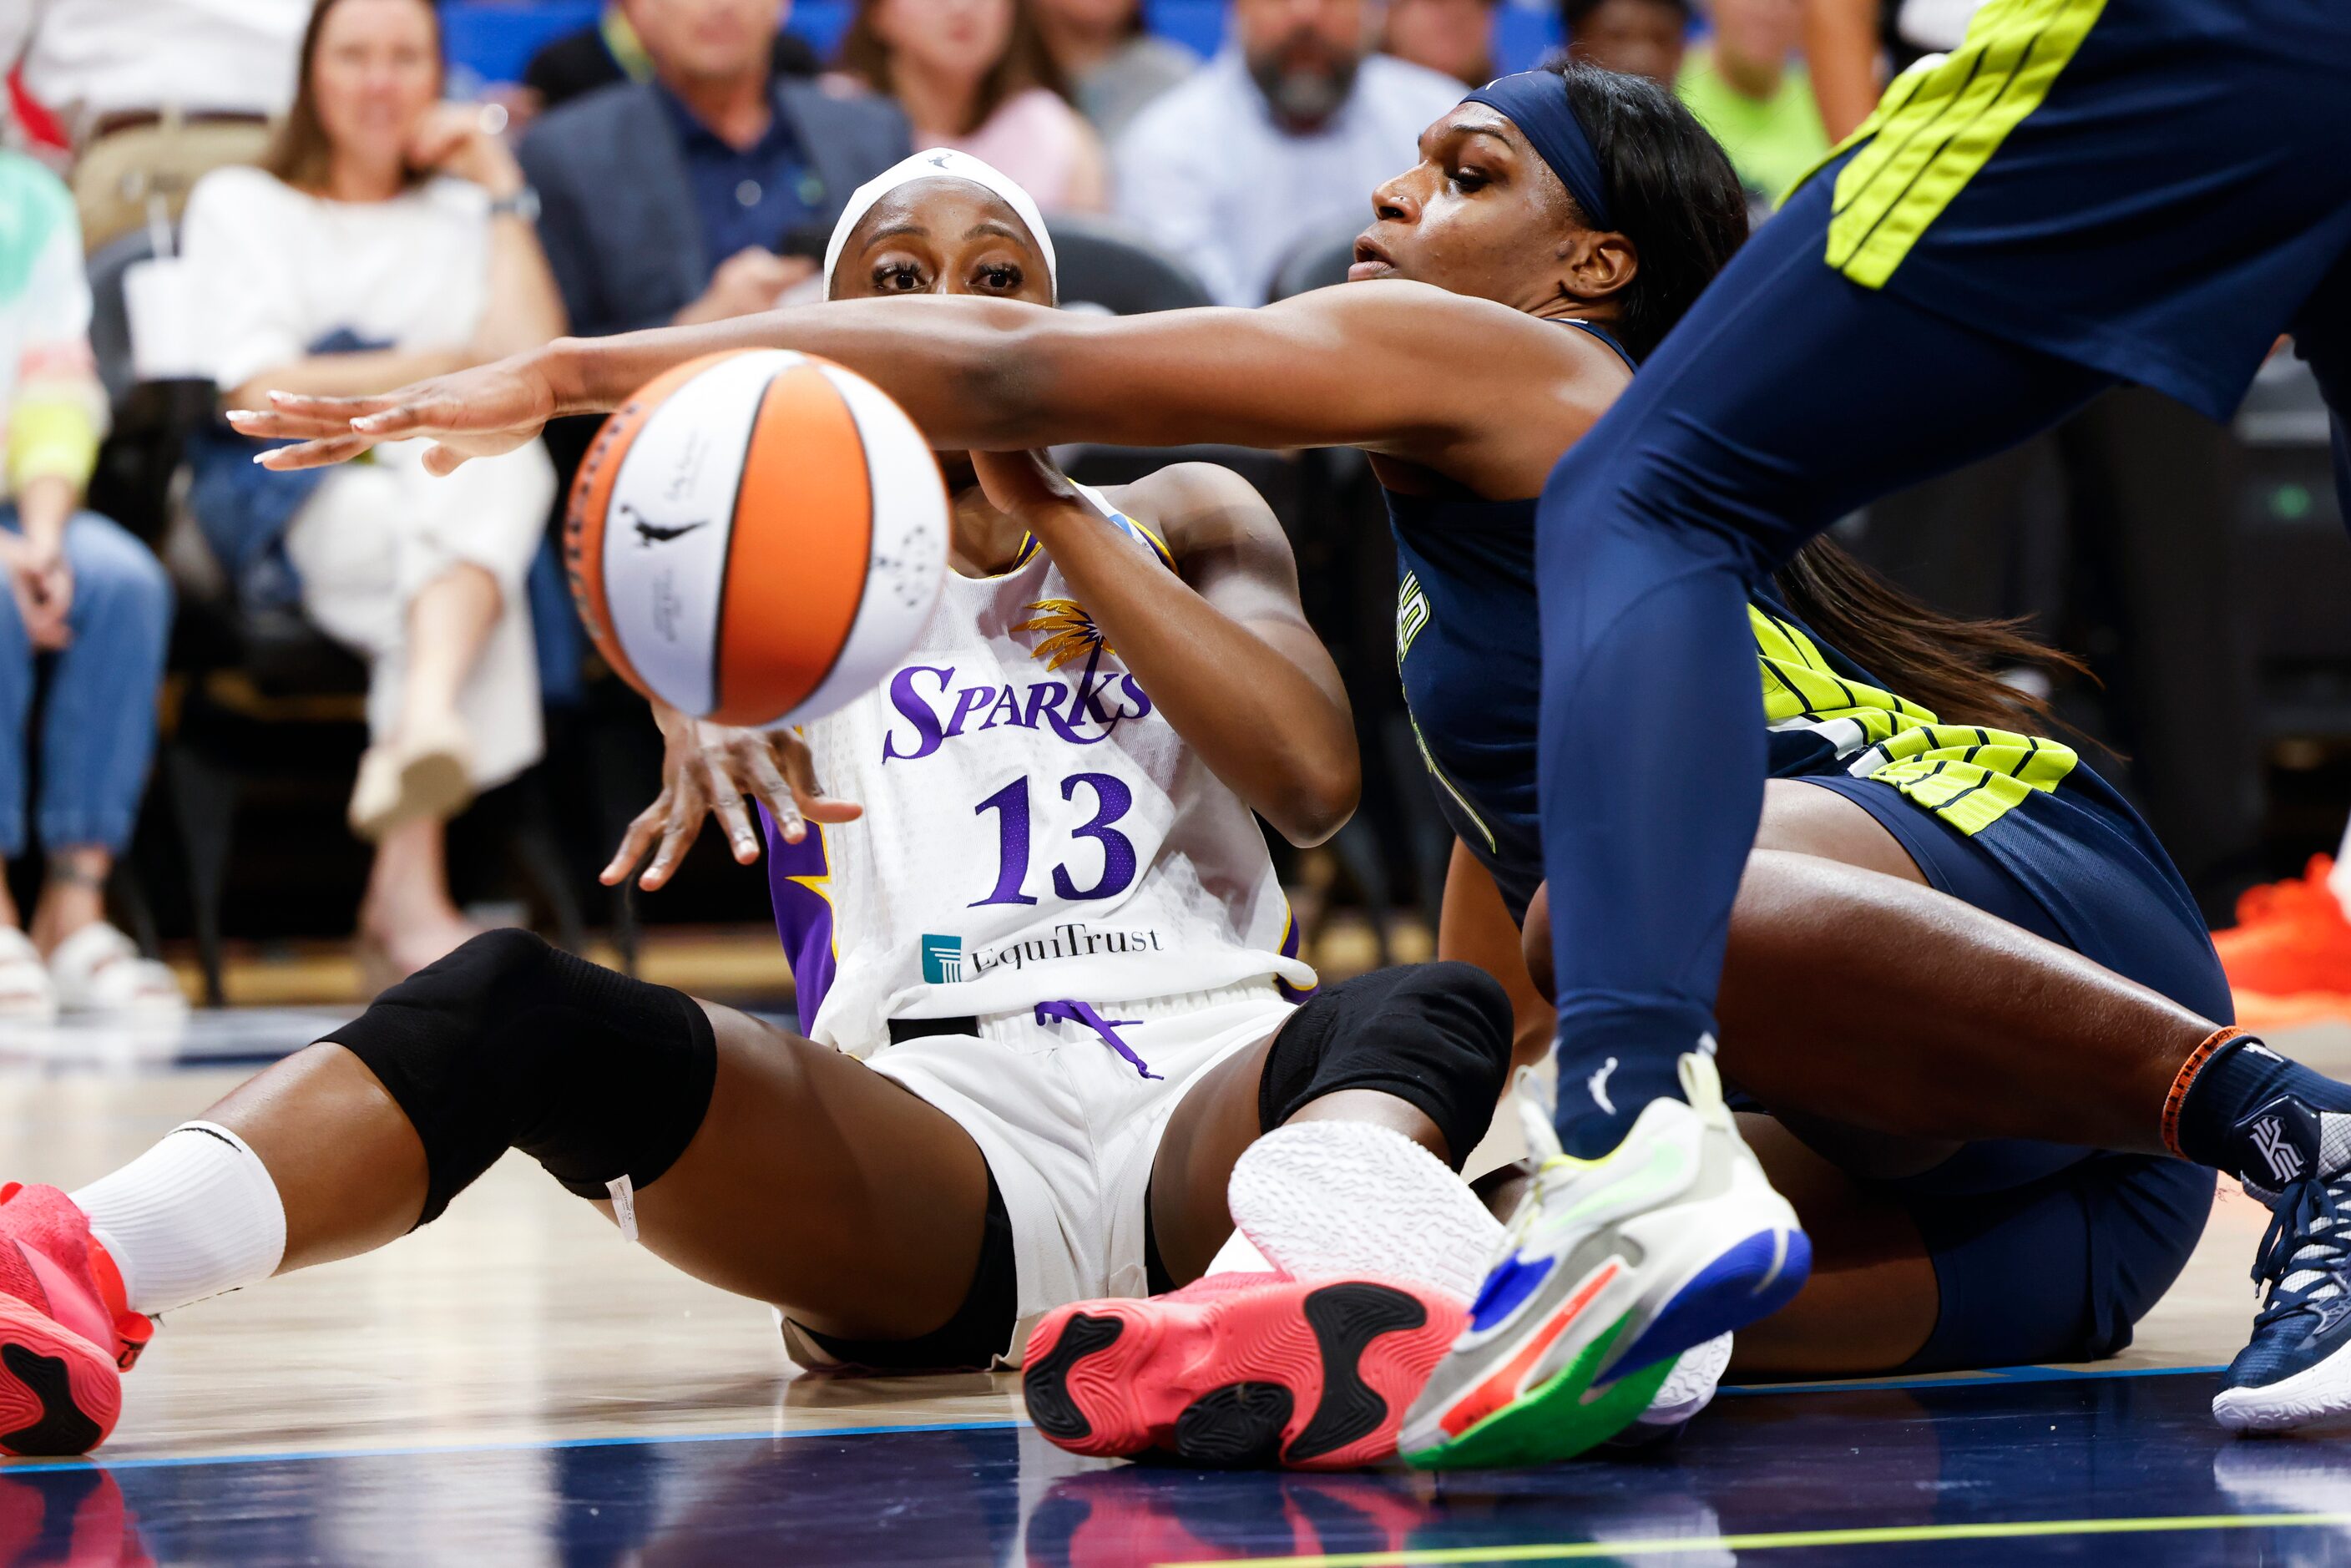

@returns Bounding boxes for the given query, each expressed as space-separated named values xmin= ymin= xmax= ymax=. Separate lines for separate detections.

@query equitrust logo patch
xmin=920 ymin=935 xmax=963 ymax=984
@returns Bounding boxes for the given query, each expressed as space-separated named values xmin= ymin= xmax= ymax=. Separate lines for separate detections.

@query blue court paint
xmin=9 ymin=1369 xmax=2348 ymax=1565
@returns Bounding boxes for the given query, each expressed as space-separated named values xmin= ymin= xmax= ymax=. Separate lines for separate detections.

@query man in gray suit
xmin=519 ymin=0 xmax=909 ymax=339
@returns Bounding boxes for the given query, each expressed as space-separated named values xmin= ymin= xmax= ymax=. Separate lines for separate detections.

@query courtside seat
xmin=83 ymin=229 xmax=585 ymax=1003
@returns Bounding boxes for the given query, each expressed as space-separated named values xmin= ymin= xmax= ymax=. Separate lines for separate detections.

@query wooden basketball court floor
xmin=6 ymin=1005 xmax=2351 ymax=1565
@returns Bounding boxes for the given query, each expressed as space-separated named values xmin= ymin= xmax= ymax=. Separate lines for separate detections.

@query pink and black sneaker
xmin=0 ymin=1183 xmax=152 ymax=1456
xmin=1022 ymin=1270 xmax=1465 ymax=1470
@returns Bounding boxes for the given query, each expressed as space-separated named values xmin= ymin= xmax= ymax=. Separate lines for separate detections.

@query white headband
xmin=822 ymin=149 xmax=1059 ymax=302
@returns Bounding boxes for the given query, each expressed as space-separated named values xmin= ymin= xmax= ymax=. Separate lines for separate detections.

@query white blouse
xmin=179 ymin=165 xmax=492 ymax=395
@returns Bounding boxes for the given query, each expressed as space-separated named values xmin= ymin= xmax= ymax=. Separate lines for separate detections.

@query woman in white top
xmin=834 ymin=0 xmax=1111 ymax=211
xmin=178 ymin=0 xmax=565 ymax=980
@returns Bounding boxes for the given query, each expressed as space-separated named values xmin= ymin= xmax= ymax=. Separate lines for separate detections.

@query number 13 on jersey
xmin=971 ymin=773 xmax=1139 ymax=908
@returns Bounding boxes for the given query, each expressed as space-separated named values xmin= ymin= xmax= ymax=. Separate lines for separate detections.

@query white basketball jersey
xmin=764 ymin=488 xmax=1317 ymax=1057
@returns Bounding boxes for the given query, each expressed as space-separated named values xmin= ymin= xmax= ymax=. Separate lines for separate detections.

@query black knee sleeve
xmin=326 ymin=929 xmax=717 ymax=1225
xmin=1257 ymin=962 xmax=1514 ymax=1169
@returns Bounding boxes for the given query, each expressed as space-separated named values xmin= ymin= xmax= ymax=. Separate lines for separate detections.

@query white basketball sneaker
xmin=1398 ymin=1050 xmax=1807 ymax=1469
xmin=1226 ymin=1120 xmax=1499 ymax=1301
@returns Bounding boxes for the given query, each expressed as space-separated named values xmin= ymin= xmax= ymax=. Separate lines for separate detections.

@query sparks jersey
xmin=763 ymin=486 xmax=1316 ymax=1058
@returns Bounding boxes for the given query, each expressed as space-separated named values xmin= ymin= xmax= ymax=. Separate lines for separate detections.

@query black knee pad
xmin=1258 ymin=962 xmax=1514 ymax=1169
xmin=326 ymin=928 xmax=717 ymax=1225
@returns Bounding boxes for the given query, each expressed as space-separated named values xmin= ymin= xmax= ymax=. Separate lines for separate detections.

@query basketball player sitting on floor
xmin=0 ymin=154 xmax=1524 ymax=1465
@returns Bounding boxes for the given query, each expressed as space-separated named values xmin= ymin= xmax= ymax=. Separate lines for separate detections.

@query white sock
xmin=71 ymin=1122 xmax=288 ymax=1315
xmin=1204 ymin=1226 xmax=1275 ymax=1277
xmin=2330 ymin=816 xmax=2351 ymax=917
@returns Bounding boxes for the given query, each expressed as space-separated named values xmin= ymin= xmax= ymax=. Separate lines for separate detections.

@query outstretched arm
xmin=230 ymin=285 xmax=1605 ymax=496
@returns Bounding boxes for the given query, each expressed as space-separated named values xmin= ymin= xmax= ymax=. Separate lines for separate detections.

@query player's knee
xmin=1258 ymin=962 xmax=1514 ymax=1169
xmin=329 ymin=929 xmax=717 ymax=1225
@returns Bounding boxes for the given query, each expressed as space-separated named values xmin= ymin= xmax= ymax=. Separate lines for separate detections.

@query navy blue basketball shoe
xmin=2213 ymin=1095 xmax=2351 ymax=1432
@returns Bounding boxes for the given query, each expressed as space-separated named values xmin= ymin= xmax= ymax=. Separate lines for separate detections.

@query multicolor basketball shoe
xmin=2212 ymin=1095 xmax=2351 ymax=1432
xmin=1023 ymin=1121 xmax=1488 ymax=1469
xmin=1022 ymin=1270 xmax=1466 ymax=1469
xmin=1399 ymin=1050 xmax=1806 ymax=1469
xmin=0 ymin=1183 xmax=152 ymax=1456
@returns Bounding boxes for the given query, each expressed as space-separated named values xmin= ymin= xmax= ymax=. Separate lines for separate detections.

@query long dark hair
xmin=836 ymin=0 xmax=1070 ymax=136
xmin=262 ymin=0 xmax=445 ymax=195
xmin=1554 ymin=60 xmax=2079 ymax=730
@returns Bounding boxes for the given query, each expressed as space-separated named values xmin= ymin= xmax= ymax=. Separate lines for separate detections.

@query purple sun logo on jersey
xmin=1015 ymin=600 xmax=1115 ymax=673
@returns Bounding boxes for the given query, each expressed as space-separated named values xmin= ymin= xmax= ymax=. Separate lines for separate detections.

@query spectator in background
xmin=521 ymin=0 xmax=908 ymax=337
xmin=0 ymin=149 xmax=178 ymax=1018
xmin=181 ymin=0 xmax=565 ymax=983
xmin=13 ymin=0 xmax=307 ymax=135
xmin=1560 ymin=0 xmax=1686 ymax=85
xmin=520 ymin=0 xmax=820 ymax=119
xmin=837 ymin=0 xmax=1109 ymax=210
xmin=1676 ymin=0 xmax=1824 ymax=210
xmin=1383 ymin=0 xmax=1499 ymax=87
xmin=1115 ymin=0 xmax=1461 ymax=306
xmin=1804 ymin=0 xmax=1975 ymax=141
xmin=1031 ymin=0 xmax=1198 ymax=141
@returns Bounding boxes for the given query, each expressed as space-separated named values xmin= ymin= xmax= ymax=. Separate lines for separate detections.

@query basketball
xmin=564 ymin=348 xmax=949 ymax=728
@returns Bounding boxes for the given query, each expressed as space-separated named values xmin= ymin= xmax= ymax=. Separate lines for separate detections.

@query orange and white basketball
xmin=564 ymin=348 xmax=948 ymax=727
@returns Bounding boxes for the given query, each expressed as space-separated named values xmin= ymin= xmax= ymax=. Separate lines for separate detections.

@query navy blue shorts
xmin=1787 ymin=777 xmax=2221 ymax=1372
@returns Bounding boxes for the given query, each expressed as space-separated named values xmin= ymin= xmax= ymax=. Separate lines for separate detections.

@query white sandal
xmin=348 ymin=715 xmax=476 ymax=842
xmin=0 ymin=927 xmax=58 ymax=1020
xmin=46 ymin=923 xmax=187 ymax=1016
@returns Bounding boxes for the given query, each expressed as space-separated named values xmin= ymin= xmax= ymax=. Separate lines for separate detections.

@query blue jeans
xmin=0 ymin=506 xmax=173 ymax=858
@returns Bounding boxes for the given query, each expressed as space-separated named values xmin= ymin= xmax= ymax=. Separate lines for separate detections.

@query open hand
xmin=226 ymin=352 xmax=559 ymax=474
xmin=603 ymin=702 xmax=862 ymax=892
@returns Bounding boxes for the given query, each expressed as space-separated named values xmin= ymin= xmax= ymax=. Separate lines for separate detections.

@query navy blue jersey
xmin=1386 ymin=321 xmax=1637 ymax=921
xmin=1387 ymin=324 xmax=2200 ymax=941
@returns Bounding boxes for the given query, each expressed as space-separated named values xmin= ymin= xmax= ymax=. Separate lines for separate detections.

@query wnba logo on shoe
xmin=921 ymin=935 xmax=964 ymax=984
xmin=2252 ymin=1115 xmax=2307 ymax=1186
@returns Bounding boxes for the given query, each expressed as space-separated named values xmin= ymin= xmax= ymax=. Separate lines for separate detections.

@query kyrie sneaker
xmin=1023 ymin=1270 xmax=1466 ymax=1469
xmin=2212 ymin=1095 xmax=2351 ymax=1433
xmin=1399 ymin=1050 xmax=1806 ymax=1469
xmin=0 ymin=1183 xmax=152 ymax=1456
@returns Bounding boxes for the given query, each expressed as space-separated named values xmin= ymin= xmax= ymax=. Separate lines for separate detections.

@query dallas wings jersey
xmin=763 ymin=486 xmax=1315 ymax=1058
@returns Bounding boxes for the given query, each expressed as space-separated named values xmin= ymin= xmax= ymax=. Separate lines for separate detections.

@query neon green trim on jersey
xmin=1749 ymin=604 xmax=2075 ymax=837
xmin=1825 ymin=0 xmax=2109 ymax=287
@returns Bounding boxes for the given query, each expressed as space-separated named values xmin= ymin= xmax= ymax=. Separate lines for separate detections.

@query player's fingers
xmin=225 ymin=407 xmax=353 ymax=440
xmin=263 ymin=390 xmax=399 ymax=420
xmin=349 ymin=397 xmax=456 ymax=437
xmin=776 ymin=736 xmax=864 ymax=825
xmin=710 ymin=787 xmax=760 ymax=864
xmin=256 ymin=432 xmax=379 ymax=471
xmin=641 ymin=809 xmax=699 ymax=890
xmin=601 ymin=802 xmax=667 ymax=885
xmin=741 ymin=746 xmax=804 ymax=842
xmin=421 ymin=443 xmax=475 ymax=477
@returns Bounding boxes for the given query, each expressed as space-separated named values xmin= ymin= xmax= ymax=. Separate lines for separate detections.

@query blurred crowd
xmin=0 ymin=0 xmax=2336 ymax=1017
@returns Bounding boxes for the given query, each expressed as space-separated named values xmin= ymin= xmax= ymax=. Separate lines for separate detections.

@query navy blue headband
xmin=1460 ymin=71 xmax=1614 ymax=231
